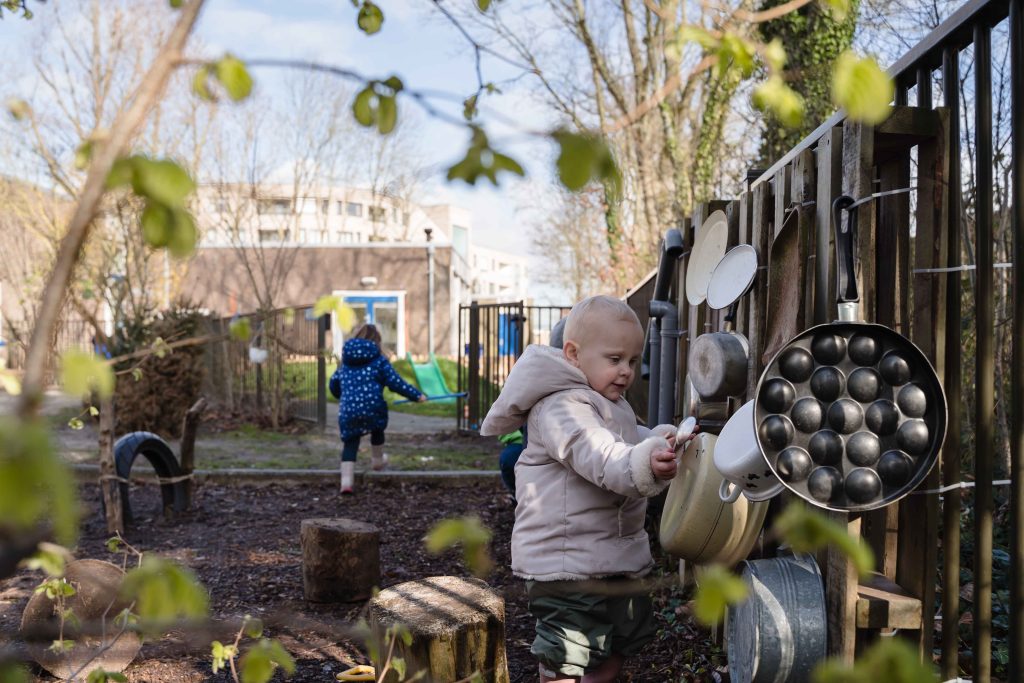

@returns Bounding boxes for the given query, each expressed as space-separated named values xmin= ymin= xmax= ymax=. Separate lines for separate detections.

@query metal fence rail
xmin=457 ymin=302 xmax=570 ymax=433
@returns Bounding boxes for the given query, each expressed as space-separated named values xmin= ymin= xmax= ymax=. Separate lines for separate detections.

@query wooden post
xmin=178 ymin=397 xmax=207 ymax=509
xmin=300 ymin=518 xmax=380 ymax=602
xmin=369 ymin=576 xmax=509 ymax=683
xmin=98 ymin=394 xmax=123 ymax=535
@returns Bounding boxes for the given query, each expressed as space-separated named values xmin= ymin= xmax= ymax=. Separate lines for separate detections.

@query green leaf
xmin=167 ymin=208 xmax=198 ymax=259
xmin=357 ymin=1 xmax=384 ymax=34
xmin=692 ymin=565 xmax=748 ymax=626
xmin=141 ymin=202 xmax=173 ymax=248
xmin=240 ymin=639 xmax=295 ymax=683
xmin=130 ymin=157 xmax=195 ymax=207
xmin=60 ymin=350 xmax=115 ymax=399
xmin=192 ymin=65 xmax=214 ymax=102
xmin=48 ymin=639 xmax=75 ymax=654
xmin=169 ymin=0 xmax=183 ymax=6
xmin=0 ymin=417 xmax=79 ymax=545
xmin=476 ymin=0 xmax=492 ymax=10
xmin=22 ymin=544 xmax=69 ymax=577
xmin=832 ymin=51 xmax=894 ymax=125
xmin=120 ymin=556 xmax=209 ymax=632
xmin=717 ymin=33 xmax=756 ymax=77
xmin=376 ymin=95 xmax=397 ymax=134
xmin=392 ymin=657 xmax=406 ymax=680
xmin=243 ymin=616 xmax=264 ymax=639
xmin=424 ymin=515 xmax=493 ymax=577
xmin=88 ymin=406 xmax=99 ymax=417
xmin=773 ymin=503 xmax=875 ymax=578
xmin=211 ymin=640 xmax=237 ymax=674
xmin=131 ymin=367 xmax=143 ymax=382
xmin=463 ymin=94 xmax=479 ymax=121
xmin=229 ymin=317 xmax=252 ymax=342
xmin=818 ymin=0 xmax=851 ymax=21
xmin=106 ymin=537 xmax=123 ymax=554
xmin=752 ymin=75 xmax=805 ymax=128
xmin=552 ymin=130 xmax=621 ymax=195
xmin=763 ymin=38 xmax=787 ymax=72
xmin=6 ymin=98 xmax=30 ymax=121
xmin=678 ymin=25 xmax=718 ymax=50
xmin=214 ymin=55 xmax=253 ymax=102
xmin=105 ymin=158 xmax=134 ymax=189
xmin=67 ymin=417 xmax=84 ymax=430
xmin=813 ymin=638 xmax=936 ymax=683
xmin=446 ymin=127 xmax=525 ymax=188
xmin=87 ymin=669 xmax=128 ymax=683
xmin=0 ymin=662 xmax=31 ymax=683
xmin=74 ymin=141 xmax=94 ymax=170
xmin=382 ymin=76 xmax=403 ymax=92
xmin=353 ymin=87 xmax=375 ymax=127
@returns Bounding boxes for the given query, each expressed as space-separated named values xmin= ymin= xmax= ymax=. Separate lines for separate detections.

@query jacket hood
xmin=342 ymin=338 xmax=381 ymax=367
xmin=480 ymin=344 xmax=590 ymax=435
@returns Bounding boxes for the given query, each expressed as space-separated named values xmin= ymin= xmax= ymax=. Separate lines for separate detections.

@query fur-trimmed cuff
xmin=636 ymin=423 xmax=676 ymax=440
xmin=630 ymin=436 xmax=671 ymax=497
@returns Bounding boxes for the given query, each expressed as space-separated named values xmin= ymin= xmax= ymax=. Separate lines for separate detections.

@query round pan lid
xmin=686 ymin=210 xmax=730 ymax=306
xmin=707 ymin=244 xmax=758 ymax=310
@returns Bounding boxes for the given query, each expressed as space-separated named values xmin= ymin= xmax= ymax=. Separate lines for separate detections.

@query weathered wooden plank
xmin=896 ymin=106 xmax=950 ymax=660
xmin=856 ymin=573 xmax=923 ymax=629
xmin=814 ymin=128 xmax=843 ymax=325
xmin=793 ymin=149 xmax=816 ymax=330
xmin=746 ymin=182 xmax=772 ymax=399
xmin=827 ymin=511 xmax=862 ymax=662
xmin=842 ymin=120 xmax=876 ymax=322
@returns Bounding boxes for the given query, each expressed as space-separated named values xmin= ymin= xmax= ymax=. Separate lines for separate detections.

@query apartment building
xmin=184 ymin=184 xmax=529 ymax=357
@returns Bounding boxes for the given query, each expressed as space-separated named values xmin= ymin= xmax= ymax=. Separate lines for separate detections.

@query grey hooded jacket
xmin=481 ymin=344 xmax=671 ymax=581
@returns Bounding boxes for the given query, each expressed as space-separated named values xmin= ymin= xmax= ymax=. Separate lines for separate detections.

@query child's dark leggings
xmin=341 ymin=430 xmax=385 ymax=462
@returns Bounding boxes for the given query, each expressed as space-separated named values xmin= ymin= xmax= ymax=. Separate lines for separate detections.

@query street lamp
xmin=424 ymin=226 xmax=435 ymax=355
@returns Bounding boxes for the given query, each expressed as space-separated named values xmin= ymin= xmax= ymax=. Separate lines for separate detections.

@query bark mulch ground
xmin=0 ymin=479 xmax=727 ymax=682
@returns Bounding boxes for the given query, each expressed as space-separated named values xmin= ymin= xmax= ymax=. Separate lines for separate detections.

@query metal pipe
xmin=1010 ymin=2 xmax=1024 ymax=680
xmin=941 ymin=44 xmax=964 ymax=679
xmin=647 ymin=319 xmax=662 ymax=425
xmin=425 ymin=228 xmax=436 ymax=355
xmin=650 ymin=300 xmax=680 ymax=425
xmin=974 ymin=23 xmax=995 ymax=683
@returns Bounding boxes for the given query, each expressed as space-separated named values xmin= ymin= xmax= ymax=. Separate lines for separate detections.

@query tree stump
xmin=301 ymin=518 xmax=380 ymax=602
xmin=368 ymin=576 xmax=510 ymax=683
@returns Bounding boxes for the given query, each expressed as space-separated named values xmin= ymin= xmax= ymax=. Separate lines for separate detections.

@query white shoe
xmin=340 ymin=461 xmax=355 ymax=494
xmin=371 ymin=445 xmax=388 ymax=471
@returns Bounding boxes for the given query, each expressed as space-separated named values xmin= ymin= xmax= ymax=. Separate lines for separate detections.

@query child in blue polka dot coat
xmin=328 ymin=324 xmax=425 ymax=494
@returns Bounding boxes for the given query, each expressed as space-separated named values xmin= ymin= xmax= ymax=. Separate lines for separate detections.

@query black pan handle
xmin=832 ymin=194 xmax=859 ymax=305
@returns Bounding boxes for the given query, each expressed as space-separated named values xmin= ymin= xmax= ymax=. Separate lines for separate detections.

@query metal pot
xmin=659 ymin=433 xmax=768 ymax=565
xmin=753 ymin=195 xmax=948 ymax=512
xmin=681 ymin=375 xmax=729 ymax=425
xmin=690 ymin=244 xmax=759 ymax=401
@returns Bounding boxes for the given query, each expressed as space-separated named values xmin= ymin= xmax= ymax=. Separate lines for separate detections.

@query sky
xmin=0 ymin=0 xmax=570 ymax=303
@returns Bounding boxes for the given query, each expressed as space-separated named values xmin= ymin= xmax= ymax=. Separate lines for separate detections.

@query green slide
xmin=406 ymin=353 xmax=457 ymax=403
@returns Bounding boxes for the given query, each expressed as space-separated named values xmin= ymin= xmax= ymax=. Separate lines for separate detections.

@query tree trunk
xmin=368 ymin=576 xmax=509 ymax=683
xmin=98 ymin=394 xmax=123 ymax=534
xmin=300 ymin=518 xmax=380 ymax=602
xmin=179 ymin=397 xmax=207 ymax=509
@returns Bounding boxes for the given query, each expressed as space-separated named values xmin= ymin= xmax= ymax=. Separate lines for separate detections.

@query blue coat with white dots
xmin=329 ymin=338 xmax=424 ymax=441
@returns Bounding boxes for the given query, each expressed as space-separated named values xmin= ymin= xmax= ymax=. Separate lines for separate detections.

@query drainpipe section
xmin=644 ymin=228 xmax=685 ymax=425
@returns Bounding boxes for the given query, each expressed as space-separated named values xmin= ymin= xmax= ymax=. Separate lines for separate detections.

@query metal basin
xmin=727 ymin=553 xmax=826 ymax=683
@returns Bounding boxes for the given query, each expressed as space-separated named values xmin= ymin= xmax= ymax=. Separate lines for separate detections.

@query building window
xmin=346 ymin=202 xmax=363 ymax=217
xmin=369 ymin=206 xmax=387 ymax=222
xmin=258 ymin=198 xmax=292 ymax=215
xmin=298 ymin=229 xmax=307 ymax=242
xmin=259 ymin=229 xmax=290 ymax=242
xmin=402 ymin=212 xmax=411 ymax=226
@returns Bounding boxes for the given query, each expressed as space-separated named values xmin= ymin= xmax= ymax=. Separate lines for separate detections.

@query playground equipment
xmin=404 ymin=353 xmax=460 ymax=403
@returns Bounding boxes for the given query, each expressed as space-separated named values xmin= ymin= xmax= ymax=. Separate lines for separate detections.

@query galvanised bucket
xmin=727 ymin=553 xmax=827 ymax=682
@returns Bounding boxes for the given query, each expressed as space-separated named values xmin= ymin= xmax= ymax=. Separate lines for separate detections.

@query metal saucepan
xmin=690 ymin=244 xmax=758 ymax=400
xmin=681 ymin=375 xmax=729 ymax=428
xmin=753 ymin=195 xmax=948 ymax=512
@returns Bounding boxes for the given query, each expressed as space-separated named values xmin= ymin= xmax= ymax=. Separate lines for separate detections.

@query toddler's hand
xmin=417 ymin=395 xmax=428 ymax=402
xmin=651 ymin=446 xmax=678 ymax=480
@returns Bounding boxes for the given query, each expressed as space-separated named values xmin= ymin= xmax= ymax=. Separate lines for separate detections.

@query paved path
xmin=386 ymin=410 xmax=459 ymax=434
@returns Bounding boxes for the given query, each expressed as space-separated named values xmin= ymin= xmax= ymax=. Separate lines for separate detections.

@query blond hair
xmin=563 ymin=295 xmax=641 ymax=346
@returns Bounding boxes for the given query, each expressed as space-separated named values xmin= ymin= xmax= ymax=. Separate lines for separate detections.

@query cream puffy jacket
xmin=481 ymin=344 xmax=673 ymax=581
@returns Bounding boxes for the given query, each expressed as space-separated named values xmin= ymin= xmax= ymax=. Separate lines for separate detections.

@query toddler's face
xmin=565 ymin=317 xmax=644 ymax=401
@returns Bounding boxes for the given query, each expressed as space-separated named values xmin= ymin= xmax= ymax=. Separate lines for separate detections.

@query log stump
xmin=301 ymin=518 xmax=380 ymax=602
xmin=20 ymin=559 xmax=142 ymax=680
xmin=368 ymin=576 xmax=509 ymax=683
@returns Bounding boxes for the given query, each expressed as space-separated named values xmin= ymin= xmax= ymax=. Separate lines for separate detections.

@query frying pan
xmin=685 ymin=210 xmax=730 ymax=306
xmin=753 ymin=195 xmax=947 ymax=512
